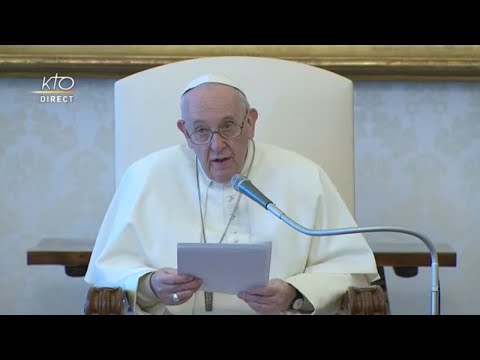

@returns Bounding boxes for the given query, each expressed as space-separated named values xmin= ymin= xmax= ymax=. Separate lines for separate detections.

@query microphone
xmin=231 ymin=174 xmax=273 ymax=209
xmin=231 ymin=174 xmax=440 ymax=315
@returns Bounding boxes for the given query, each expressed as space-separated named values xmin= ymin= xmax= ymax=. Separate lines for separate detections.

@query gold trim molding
xmin=1 ymin=45 xmax=480 ymax=80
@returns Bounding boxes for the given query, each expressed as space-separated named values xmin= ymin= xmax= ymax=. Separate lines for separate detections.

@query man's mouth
xmin=211 ymin=157 xmax=230 ymax=163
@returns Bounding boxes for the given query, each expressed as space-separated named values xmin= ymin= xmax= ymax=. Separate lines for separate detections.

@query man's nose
xmin=210 ymin=131 xmax=226 ymax=150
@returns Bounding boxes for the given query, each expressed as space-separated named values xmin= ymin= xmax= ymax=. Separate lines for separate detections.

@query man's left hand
xmin=237 ymin=279 xmax=296 ymax=314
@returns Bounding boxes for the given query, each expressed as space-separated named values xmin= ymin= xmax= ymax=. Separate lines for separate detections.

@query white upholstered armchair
xmin=85 ymin=56 xmax=389 ymax=315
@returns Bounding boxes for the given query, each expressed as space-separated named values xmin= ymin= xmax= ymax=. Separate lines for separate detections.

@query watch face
xmin=292 ymin=297 xmax=304 ymax=310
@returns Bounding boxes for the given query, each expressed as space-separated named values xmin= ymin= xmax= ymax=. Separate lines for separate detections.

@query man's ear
xmin=177 ymin=120 xmax=192 ymax=148
xmin=246 ymin=108 xmax=258 ymax=140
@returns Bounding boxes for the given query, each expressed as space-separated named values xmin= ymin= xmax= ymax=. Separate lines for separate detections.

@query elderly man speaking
xmin=85 ymin=73 xmax=378 ymax=315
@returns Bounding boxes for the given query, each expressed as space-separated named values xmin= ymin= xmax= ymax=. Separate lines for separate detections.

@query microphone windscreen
xmin=231 ymin=174 xmax=248 ymax=190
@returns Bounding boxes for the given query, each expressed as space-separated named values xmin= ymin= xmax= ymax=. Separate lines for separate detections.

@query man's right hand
xmin=149 ymin=267 xmax=202 ymax=305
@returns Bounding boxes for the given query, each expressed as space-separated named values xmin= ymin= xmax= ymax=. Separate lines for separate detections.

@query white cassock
xmin=85 ymin=141 xmax=379 ymax=315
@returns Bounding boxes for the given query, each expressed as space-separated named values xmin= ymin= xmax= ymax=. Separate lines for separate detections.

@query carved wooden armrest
xmin=340 ymin=285 xmax=390 ymax=315
xmin=85 ymin=284 xmax=390 ymax=315
xmin=84 ymin=287 xmax=127 ymax=315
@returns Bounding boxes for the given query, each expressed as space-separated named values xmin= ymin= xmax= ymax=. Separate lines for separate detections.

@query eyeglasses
xmin=185 ymin=111 xmax=249 ymax=145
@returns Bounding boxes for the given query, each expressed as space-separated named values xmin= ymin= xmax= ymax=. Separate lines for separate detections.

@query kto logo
xmin=32 ymin=73 xmax=75 ymax=103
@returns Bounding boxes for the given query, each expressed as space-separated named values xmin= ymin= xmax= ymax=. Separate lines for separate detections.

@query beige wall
xmin=0 ymin=77 xmax=477 ymax=314
xmin=0 ymin=78 xmax=115 ymax=314
xmin=355 ymin=81 xmax=479 ymax=314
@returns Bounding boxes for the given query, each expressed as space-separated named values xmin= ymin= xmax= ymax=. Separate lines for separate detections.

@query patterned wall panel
xmin=355 ymin=81 xmax=480 ymax=314
xmin=0 ymin=77 xmax=115 ymax=314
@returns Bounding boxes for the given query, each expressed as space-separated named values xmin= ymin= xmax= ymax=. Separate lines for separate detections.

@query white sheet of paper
xmin=177 ymin=242 xmax=272 ymax=294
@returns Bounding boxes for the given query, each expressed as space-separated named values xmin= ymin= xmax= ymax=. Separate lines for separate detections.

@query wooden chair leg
xmin=84 ymin=287 xmax=126 ymax=315
xmin=340 ymin=285 xmax=390 ymax=315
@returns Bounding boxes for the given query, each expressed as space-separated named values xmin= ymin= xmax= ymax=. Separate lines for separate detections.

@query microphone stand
xmin=266 ymin=203 xmax=440 ymax=315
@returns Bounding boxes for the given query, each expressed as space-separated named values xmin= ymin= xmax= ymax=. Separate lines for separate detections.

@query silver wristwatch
xmin=291 ymin=289 xmax=305 ymax=310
